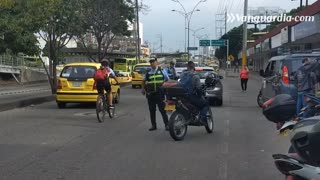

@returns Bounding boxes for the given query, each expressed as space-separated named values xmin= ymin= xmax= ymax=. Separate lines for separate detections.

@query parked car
xmin=196 ymin=67 xmax=223 ymax=106
xmin=174 ymin=61 xmax=188 ymax=79
xmin=56 ymin=62 xmax=120 ymax=108
xmin=131 ymin=63 xmax=151 ymax=88
xmin=115 ymin=70 xmax=132 ymax=83
xmin=257 ymin=53 xmax=320 ymax=107
xmin=180 ymin=66 xmax=223 ymax=106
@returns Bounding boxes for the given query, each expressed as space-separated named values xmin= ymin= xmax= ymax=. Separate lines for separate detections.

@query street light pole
xmin=189 ymin=27 xmax=204 ymax=46
xmin=135 ymin=0 xmax=141 ymax=63
xmin=171 ymin=0 xmax=206 ymax=60
xmin=242 ymin=0 xmax=248 ymax=68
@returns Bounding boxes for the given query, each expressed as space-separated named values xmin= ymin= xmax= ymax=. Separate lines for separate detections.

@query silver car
xmin=180 ymin=67 xmax=223 ymax=106
xmin=195 ymin=67 xmax=223 ymax=106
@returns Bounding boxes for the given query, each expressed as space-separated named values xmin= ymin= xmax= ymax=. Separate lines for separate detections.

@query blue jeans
xmin=188 ymin=95 xmax=209 ymax=119
xmin=296 ymin=91 xmax=312 ymax=118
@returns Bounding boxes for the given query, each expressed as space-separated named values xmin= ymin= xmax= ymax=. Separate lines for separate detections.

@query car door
xmin=262 ymin=61 xmax=277 ymax=100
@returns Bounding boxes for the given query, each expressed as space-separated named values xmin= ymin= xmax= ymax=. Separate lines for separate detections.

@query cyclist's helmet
xmin=101 ymin=59 xmax=109 ymax=68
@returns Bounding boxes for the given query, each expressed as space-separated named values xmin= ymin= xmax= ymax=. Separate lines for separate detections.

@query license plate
xmin=72 ymin=82 xmax=82 ymax=87
xmin=165 ymin=105 xmax=175 ymax=111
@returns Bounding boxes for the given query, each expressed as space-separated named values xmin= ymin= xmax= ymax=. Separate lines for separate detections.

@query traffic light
xmin=224 ymin=40 xmax=228 ymax=46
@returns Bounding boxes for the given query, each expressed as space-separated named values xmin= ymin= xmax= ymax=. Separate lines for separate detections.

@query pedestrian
xmin=141 ymin=57 xmax=170 ymax=131
xmin=234 ymin=61 xmax=239 ymax=72
xmin=239 ymin=66 xmax=249 ymax=91
xmin=294 ymin=57 xmax=318 ymax=118
xmin=165 ymin=61 xmax=177 ymax=80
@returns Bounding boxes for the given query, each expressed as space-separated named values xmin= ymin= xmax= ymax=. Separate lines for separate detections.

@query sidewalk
xmin=222 ymin=69 xmax=262 ymax=81
xmin=0 ymin=80 xmax=54 ymax=112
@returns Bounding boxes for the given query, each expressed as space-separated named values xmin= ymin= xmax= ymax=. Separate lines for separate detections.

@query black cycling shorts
xmin=96 ymin=79 xmax=111 ymax=94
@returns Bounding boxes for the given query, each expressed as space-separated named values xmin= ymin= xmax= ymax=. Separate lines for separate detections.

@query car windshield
xmin=175 ymin=62 xmax=188 ymax=67
xmin=61 ymin=66 xmax=96 ymax=78
xmin=134 ymin=66 xmax=151 ymax=74
xmin=195 ymin=71 xmax=214 ymax=79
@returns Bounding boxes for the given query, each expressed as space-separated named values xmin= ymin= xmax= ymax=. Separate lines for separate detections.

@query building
xmin=247 ymin=1 xmax=320 ymax=71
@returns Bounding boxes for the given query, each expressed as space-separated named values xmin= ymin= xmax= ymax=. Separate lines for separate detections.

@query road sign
xmin=187 ymin=47 xmax=198 ymax=50
xmin=199 ymin=40 xmax=210 ymax=46
xmin=228 ymin=55 xmax=234 ymax=61
xmin=211 ymin=40 xmax=226 ymax=46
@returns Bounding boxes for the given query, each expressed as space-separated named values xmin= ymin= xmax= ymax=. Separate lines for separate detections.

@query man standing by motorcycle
xmin=141 ymin=57 xmax=170 ymax=131
xmin=179 ymin=61 xmax=209 ymax=124
xmin=294 ymin=57 xmax=318 ymax=118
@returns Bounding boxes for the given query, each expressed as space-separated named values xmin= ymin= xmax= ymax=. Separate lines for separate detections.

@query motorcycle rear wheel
xmin=169 ymin=111 xmax=188 ymax=141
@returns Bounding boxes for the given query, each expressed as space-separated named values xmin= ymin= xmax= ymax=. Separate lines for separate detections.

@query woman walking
xmin=240 ymin=66 xmax=249 ymax=91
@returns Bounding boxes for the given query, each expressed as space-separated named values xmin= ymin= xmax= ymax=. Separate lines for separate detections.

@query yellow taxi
xmin=56 ymin=62 xmax=120 ymax=108
xmin=131 ymin=63 xmax=150 ymax=88
xmin=115 ymin=70 xmax=132 ymax=83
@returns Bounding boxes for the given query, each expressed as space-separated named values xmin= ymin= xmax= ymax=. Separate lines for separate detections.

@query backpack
xmin=94 ymin=68 xmax=109 ymax=81
xmin=179 ymin=72 xmax=194 ymax=95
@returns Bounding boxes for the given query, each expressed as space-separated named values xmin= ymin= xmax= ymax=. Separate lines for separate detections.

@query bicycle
xmin=95 ymin=77 xmax=119 ymax=123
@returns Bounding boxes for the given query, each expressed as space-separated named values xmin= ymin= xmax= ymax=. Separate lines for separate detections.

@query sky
xmin=140 ymin=0 xmax=318 ymax=53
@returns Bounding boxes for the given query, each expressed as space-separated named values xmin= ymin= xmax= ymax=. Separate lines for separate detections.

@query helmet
xmin=205 ymin=74 xmax=216 ymax=87
xmin=170 ymin=61 xmax=175 ymax=65
xmin=101 ymin=59 xmax=109 ymax=67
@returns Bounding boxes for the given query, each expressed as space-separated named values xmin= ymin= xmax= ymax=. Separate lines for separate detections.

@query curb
xmin=0 ymin=95 xmax=55 ymax=112
xmin=0 ymin=82 xmax=131 ymax=112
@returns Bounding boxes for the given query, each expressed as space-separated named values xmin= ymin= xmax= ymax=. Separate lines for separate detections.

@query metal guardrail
xmin=0 ymin=55 xmax=23 ymax=66
xmin=0 ymin=55 xmax=47 ymax=75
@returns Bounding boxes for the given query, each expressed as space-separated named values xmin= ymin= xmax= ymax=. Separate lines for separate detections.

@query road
xmin=0 ymin=75 xmax=290 ymax=180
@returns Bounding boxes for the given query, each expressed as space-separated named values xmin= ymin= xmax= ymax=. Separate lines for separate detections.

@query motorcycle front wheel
xmin=205 ymin=107 xmax=214 ymax=133
xmin=168 ymin=111 xmax=188 ymax=141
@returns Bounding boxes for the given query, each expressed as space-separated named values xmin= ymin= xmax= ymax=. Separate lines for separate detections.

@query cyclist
xmin=94 ymin=59 xmax=119 ymax=108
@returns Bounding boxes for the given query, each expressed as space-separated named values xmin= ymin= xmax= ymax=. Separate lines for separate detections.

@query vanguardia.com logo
xmin=227 ymin=13 xmax=315 ymax=23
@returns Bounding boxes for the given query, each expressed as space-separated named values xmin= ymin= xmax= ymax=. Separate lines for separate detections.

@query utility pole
xmin=225 ymin=9 xmax=228 ymax=67
xmin=160 ymin=34 xmax=163 ymax=54
xmin=135 ymin=0 xmax=141 ymax=63
xmin=242 ymin=0 xmax=248 ymax=68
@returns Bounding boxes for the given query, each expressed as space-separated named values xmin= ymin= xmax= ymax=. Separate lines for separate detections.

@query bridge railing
xmin=0 ymin=55 xmax=23 ymax=66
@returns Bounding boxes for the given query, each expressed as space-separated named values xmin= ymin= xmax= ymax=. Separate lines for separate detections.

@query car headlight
xmin=213 ymin=87 xmax=221 ymax=91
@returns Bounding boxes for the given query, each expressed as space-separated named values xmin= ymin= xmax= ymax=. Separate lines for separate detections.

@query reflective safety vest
xmin=145 ymin=67 xmax=165 ymax=92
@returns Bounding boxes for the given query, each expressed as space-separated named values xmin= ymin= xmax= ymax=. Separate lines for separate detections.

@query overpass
xmin=0 ymin=55 xmax=47 ymax=83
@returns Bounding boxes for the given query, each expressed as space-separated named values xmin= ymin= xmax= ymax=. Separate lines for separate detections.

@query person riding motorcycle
xmin=178 ymin=61 xmax=209 ymax=124
xmin=94 ymin=59 xmax=119 ymax=108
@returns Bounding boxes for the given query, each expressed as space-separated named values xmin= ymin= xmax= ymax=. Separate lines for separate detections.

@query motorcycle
xmin=262 ymin=94 xmax=320 ymax=180
xmin=161 ymin=82 xmax=214 ymax=141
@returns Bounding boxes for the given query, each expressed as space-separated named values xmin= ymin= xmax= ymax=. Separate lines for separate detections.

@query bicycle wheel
xmin=96 ymin=95 xmax=106 ymax=123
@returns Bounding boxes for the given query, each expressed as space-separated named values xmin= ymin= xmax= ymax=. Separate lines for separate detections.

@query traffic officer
xmin=141 ymin=57 xmax=170 ymax=131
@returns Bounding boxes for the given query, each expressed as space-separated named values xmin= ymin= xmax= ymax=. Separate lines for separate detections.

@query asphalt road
xmin=0 ymin=75 xmax=290 ymax=180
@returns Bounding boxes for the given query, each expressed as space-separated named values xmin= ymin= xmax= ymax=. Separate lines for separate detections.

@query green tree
xmin=0 ymin=0 xmax=40 ymax=55
xmin=77 ymin=0 xmax=135 ymax=62
xmin=1 ymin=0 xmax=86 ymax=93
xmin=34 ymin=0 xmax=84 ymax=93
xmin=215 ymin=25 xmax=256 ymax=65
